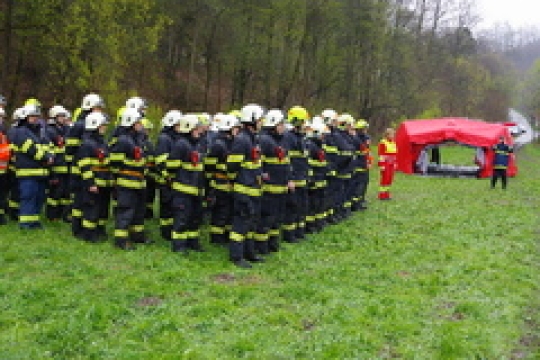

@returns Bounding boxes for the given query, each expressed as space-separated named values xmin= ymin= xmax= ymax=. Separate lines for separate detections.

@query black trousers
xmin=114 ymin=188 xmax=146 ymax=241
xmin=46 ymin=174 xmax=70 ymax=220
xmin=81 ymin=187 xmax=111 ymax=240
xmin=491 ymin=169 xmax=508 ymax=189
xmin=0 ymin=173 xmax=9 ymax=222
xmin=210 ymin=189 xmax=233 ymax=243
xmin=159 ymin=185 xmax=174 ymax=240
xmin=229 ymin=193 xmax=261 ymax=261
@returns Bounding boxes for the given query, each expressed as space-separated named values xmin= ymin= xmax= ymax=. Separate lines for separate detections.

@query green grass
xmin=1 ymin=145 xmax=539 ymax=359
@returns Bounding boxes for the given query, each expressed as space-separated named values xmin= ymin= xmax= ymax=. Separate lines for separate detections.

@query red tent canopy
xmin=396 ymin=118 xmax=517 ymax=178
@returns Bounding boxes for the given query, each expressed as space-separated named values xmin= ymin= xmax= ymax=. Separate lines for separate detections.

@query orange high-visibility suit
xmin=377 ymin=136 xmax=397 ymax=200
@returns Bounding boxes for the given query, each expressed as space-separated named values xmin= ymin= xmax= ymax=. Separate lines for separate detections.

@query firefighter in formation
xmin=0 ymin=94 xmax=377 ymax=268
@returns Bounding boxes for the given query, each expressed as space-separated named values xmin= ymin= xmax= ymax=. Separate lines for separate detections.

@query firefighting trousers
xmin=8 ymin=172 xmax=19 ymax=220
xmin=145 ymin=177 xmax=157 ymax=218
xmin=171 ymin=192 xmax=202 ymax=242
xmin=283 ymin=187 xmax=308 ymax=240
xmin=357 ymin=171 xmax=369 ymax=204
xmin=0 ymin=173 xmax=8 ymax=222
xmin=18 ymin=178 xmax=46 ymax=228
xmin=491 ymin=168 xmax=508 ymax=189
xmin=210 ymin=190 xmax=233 ymax=243
xmin=379 ymin=164 xmax=395 ymax=199
xmin=114 ymin=188 xmax=146 ymax=241
xmin=46 ymin=174 xmax=70 ymax=220
xmin=81 ymin=187 xmax=111 ymax=239
xmin=229 ymin=193 xmax=261 ymax=261
xmin=306 ymin=187 xmax=326 ymax=231
xmin=258 ymin=192 xmax=286 ymax=241
xmin=159 ymin=185 xmax=174 ymax=240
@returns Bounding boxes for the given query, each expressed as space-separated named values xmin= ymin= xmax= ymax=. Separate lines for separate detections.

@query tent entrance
xmin=415 ymin=142 xmax=482 ymax=178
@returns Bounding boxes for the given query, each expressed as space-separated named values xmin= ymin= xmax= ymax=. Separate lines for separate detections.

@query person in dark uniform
xmin=491 ymin=136 xmax=513 ymax=189
xmin=226 ymin=104 xmax=266 ymax=268
xmin=75 ymin=112 xmax=112 ymax=242
xmin=258 ymin=109 xmax=293 ymax=253
xmin=0 ymin=105 xmax=9 ymax=225
xmin=205 ymin=114 xmax=240 ymax=246
xmin=155 ymin=110 xmax=182 ymax=241
xmin=45 ymin=105 xmax=70 ymax=221
xmin=12 ymin=104 xmax=54 ymax=229
xmin=109 ymin=108 xmax=151 ymax=250
xmin=166 ymin=114 xmax=206 ymax=253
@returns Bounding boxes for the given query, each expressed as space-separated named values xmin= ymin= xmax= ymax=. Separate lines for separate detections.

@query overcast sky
xmin=476 ymin=0 xmax=540 ymax=28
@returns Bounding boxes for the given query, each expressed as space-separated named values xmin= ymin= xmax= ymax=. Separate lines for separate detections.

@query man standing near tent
xmin=491 ymin=136 xmax=513 ymax=190
xmin=377 ymin=127 xmax=397 ymax=200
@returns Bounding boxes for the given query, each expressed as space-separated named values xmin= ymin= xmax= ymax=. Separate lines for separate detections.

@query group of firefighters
xmin=0 ymin=93 xmax=398 ymax=268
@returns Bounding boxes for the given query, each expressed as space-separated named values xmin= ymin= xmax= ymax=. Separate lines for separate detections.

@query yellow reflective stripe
xmin=380 ymin=139 xmax=397 ymax=154
xmin=210 ymin=226 xmax=226 ymax=234
xmin=186 ymin=230 xmax=198 ymax=238
xmin=82 ymin=171 xmax=94 ymax=180
xmin=292 ymin=180 xmax=307 ymax=187
xmin=16 ymin=168 xmax=49 ymax=177
xmin=52 ymin=166 xmax=69 ymax=173
xmin=233 ymin=183 xmax=262 ymax=197
xmin=340 ymin=151 xmax=353 ymax=156
xmin=171 ymin=182 xmax=201 ymax=196
xmin=263 ymin=157 xmax=290 ymax=164
xmin=204 ymin=157 xmax=218 ymax=165
xmin=130 ymin=225 xmax=144 ymax=233
xmin=21 ymin=139 xmax=33 ymax=153
xmin=268 ymin=229 xmax=280 ymax=237
xmin=160 ymin=218 xmax=174 ymax=226
xmin=337 ymin=174 xmax=352 ymax=179
xmin=82 ymin=220 xmax=97 ymax=229
xmin=230 ymin=232 xmax=245 ymax=242
xmin=262 ymin=184 xmax=289 ymax=194
xmin=227 ymin=154 xmax=244 ymax=162
xmin=46 ymin=198 xmax=60 ymax=206
xmin=66 ymin=138 xmax=81 ymax=146
xmin=323 ymin=145 xmax=338 ymax=153
xmin=310 ymin=180 xmax=327 ymax=189
xmin=166 ymin=159 xmax=182 ymax=169
xmin=172 ymin=231 xmax=189 ymax=240
xmin=254 ymin=233 xmax=269 ymax=241
xmin=282 ymin=223 xmax=297 ymax=231
xmin=114 ymin=229 xmax=129 ymax=238
xmin=109 ymin=153 xmax=125 ymax=161
xmin=20 ymin=215 xmax=40 ymax=222
xmin=240 ymin=161 xmax=261 ymax=169
xmin=308 ymin=159 xmax=328 ymax=167
xmin=116 ymin=177 xmax=146 ymax=189
xmin=210 ymin=180 xmax=231 ymax=192
xmin=181 ymin=163 xmax=203 ymax=171
xmin=71 ymin=209 xmax=83 ymax=218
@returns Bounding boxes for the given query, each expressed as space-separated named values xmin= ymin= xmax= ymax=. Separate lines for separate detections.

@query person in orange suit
xmin=377 ymin=128 xmax=397 ymax=200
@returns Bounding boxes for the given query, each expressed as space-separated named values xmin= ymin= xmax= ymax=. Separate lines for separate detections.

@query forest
xmin=2 ymin=0 xmax=540 ymax=132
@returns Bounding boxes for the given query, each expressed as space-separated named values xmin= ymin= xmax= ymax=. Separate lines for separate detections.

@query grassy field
xmin=1 ymin=145 xmax=539 ymax=359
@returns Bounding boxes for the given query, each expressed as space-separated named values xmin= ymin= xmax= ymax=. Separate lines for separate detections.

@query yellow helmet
xmin=355 ymin=119 xmax=369 ymax=129
xmin=141 ymin=117 xmax=154 ymax=130
xmin=197 ymin=113 xmax=211 ymax=126
xmin=116 ymin=106 xmax=126 ymax=125
xmin=287 ymin=106 xmax=309 ymax=126
xmin=25 ymin=98 xmax=41 ymax=107
xmin=228 ymin=109 xmax=242 ymax=120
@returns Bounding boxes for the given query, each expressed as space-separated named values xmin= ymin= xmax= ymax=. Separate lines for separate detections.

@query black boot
xmin=172 ymin=240 xmax=188 ymax=254
xmin=244 ymin=240 xmax=264 ymax=262
xmin=255 ymin=240 xmax=269 ymax=255
xmin=230 ymin=241 xmax=251 ymax=268
xmin=81 ymin=229 xmax=99 ymax=243
xmin=115 ymin=238 xmax=136 ymax=250
xmin=132 ymin=232 xmax=154 ymax=244
xmin=268 ymin=236 xmax=280 ymax=252
xmin=72 ymin=218 xmax=83 ymax=239
xmin=187 ymin=238 xmax=205 ymax=252
xmin=160 ymin=225 xmax=172 ymax=241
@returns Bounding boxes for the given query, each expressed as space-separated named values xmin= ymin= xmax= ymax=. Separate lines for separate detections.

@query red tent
xmin=396 ymin=118 xmax=517 ymax=178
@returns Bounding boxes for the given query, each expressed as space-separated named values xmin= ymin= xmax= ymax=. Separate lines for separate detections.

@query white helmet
xmin=22 ymin=104 xmax=41 ymax=118
xmin=12 ymin=107 xmax=25 ymax=121
xmin=81 ymin=93 xmax=105 ymax=110
xmin=218 ymin=114 xmax=241 ymax=132
xmin=85 ymin=112 xmax=108 ymax=131
xmin=0 ymin=95 xmax=6 ymax=106
xmin=0 ymin=108 xmax=5 ymax=118
xmin=161 ymin=110 xmax=182 ymax=128
xmin=49 ymin=105 xmax=68 ymax=119
xmin=212 ymin=113 xmax=227 ymax=129
xmin=176 ymin=114 xmax=200 ymax=134
xmin=120 ymin=108 xmax=143 ymax=127
xmin=306 ymin=119 xmax=329 ymax=138
xmin=240 ymin=103 xmax=264 ymax=124
xmin=262 ymin=109 xmax=285 ymax=128
xmin=125 ymin=97 xmax=147 ymax=113
xmin=337 ymin=113 xmax=355 ymax=127
xmin=321 ymin=109 xmax=338 ymax=124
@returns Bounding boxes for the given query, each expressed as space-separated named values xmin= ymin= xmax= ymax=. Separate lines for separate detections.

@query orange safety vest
xmin=0 ymin=133 xmax=10 ymax=171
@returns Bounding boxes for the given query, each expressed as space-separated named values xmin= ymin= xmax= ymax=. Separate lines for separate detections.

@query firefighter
xmin=205 ymin=114 xmax=240 ymax=246
xmin=45 ymin=105 xmax=70 ymax=221
xmin=155 ymin=110 xmax=182 ymax=241
xmin=66 ymin=93 xmax=105 ymax=236
xmin=141 ymin=117 xmax=157 ymax=219
xmin=352 ymin=119 xmax=371 ymax=210
xmin=166 ymin=114 xmax=205 ymax=253
xmin=377 ymin=127 xmax=398 ymax=200
xmin=226 ymin=104 xmax=266 ymax=268
xmin=6 ymin=108 xmax=25 ymax=221
xmin=258 ymin=109 xmax=293 ymax=253
xmin=283 ymin=106 xmax=310 ymax=242
xmin=12 ymin=104 xmax=54 ymax=229
xmin=305 ymin=117 xmax=330 ymax=233
xmin=75 ymin=112 xmax=112 ymax=242
xmin=491 ymin=136 xmax=513 ymax=189
xmin=109 ymin=108 xmax=151 ymax=250
xmin=0 ymin=106 xmax=9 ymax=224
xmin=335 ymin=113 xmax=356 ymax=218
